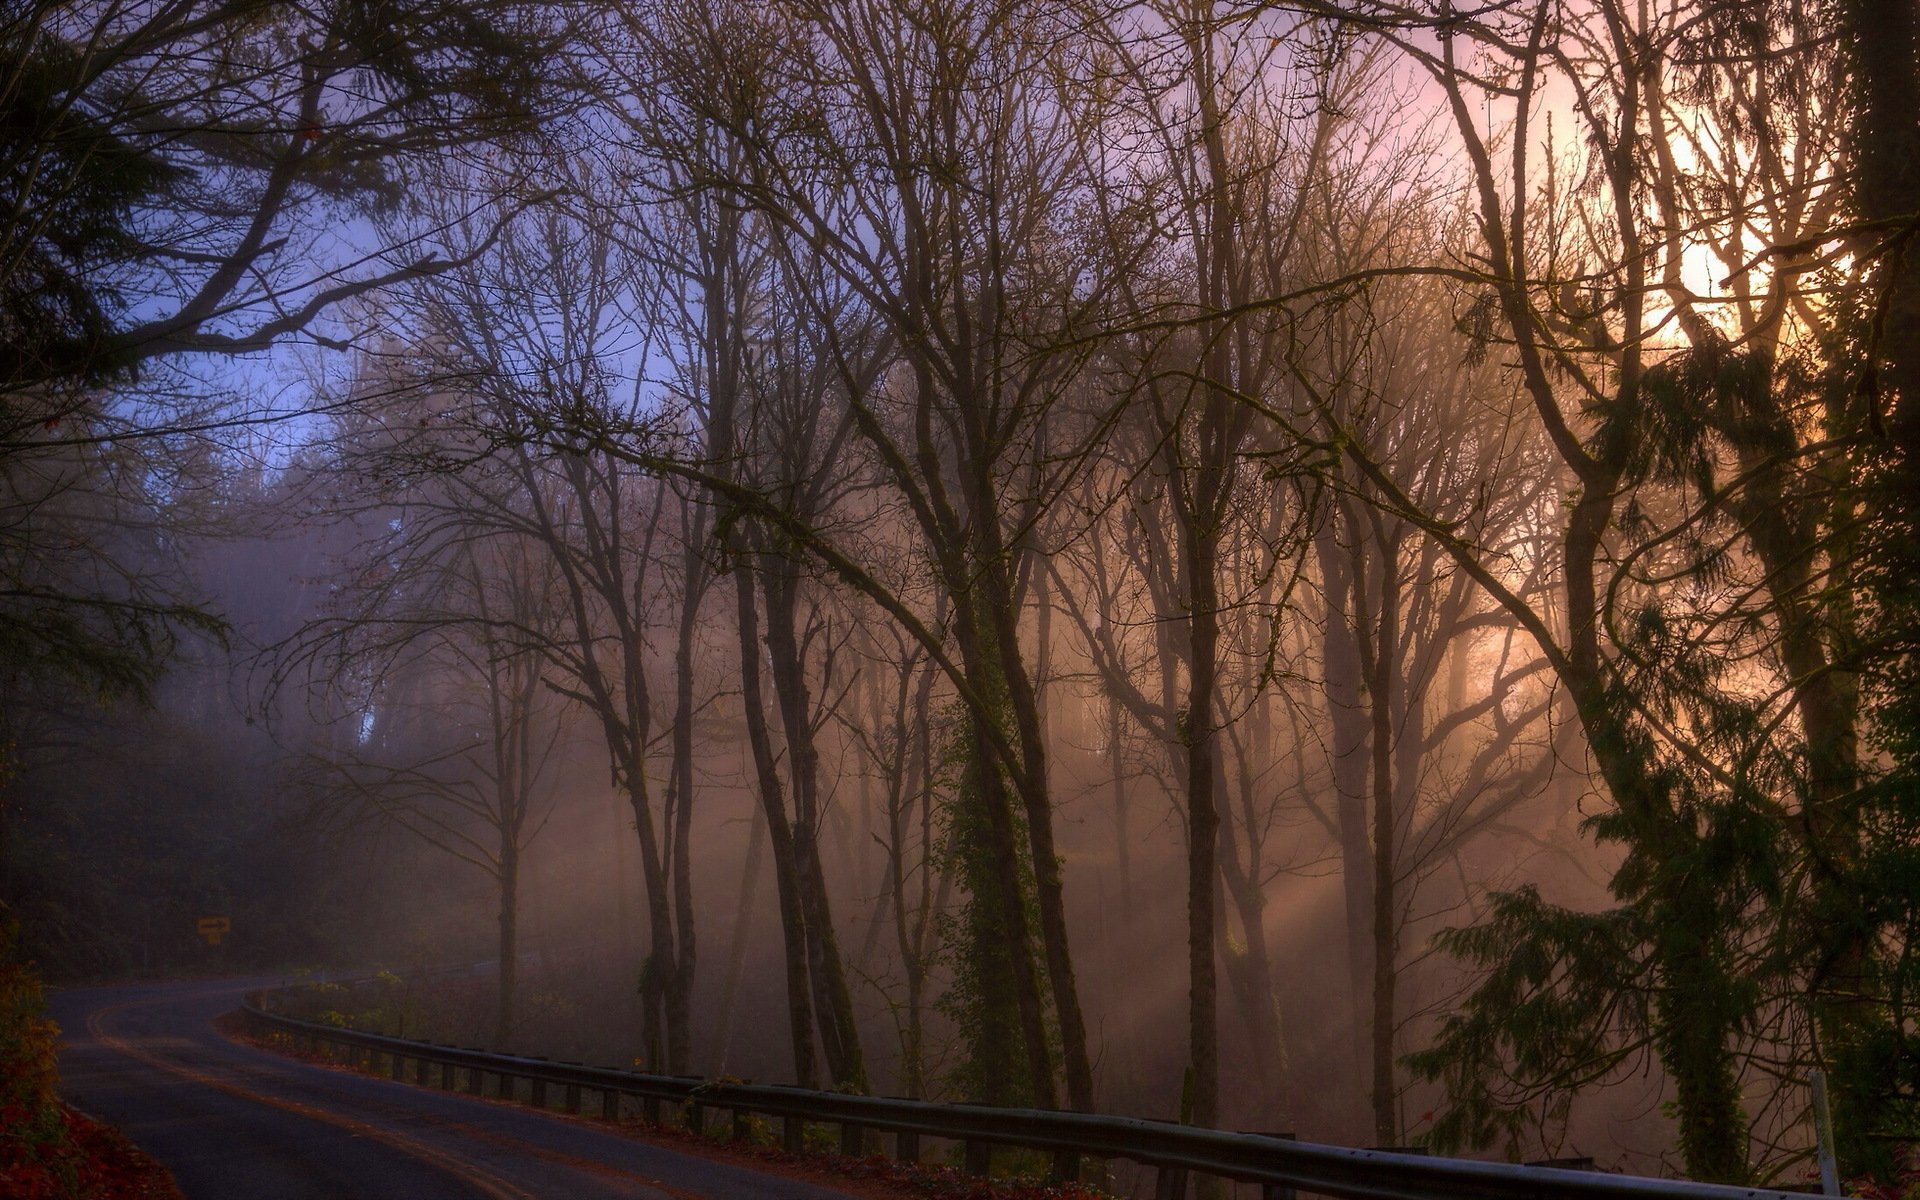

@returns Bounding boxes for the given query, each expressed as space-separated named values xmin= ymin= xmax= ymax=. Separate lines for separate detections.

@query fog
xmin=3 ymin=0 xmax=1913 ymax=1189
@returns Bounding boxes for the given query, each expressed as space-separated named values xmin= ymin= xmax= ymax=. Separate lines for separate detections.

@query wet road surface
xmin=51 ymin=979 xmax=861 ymax=1200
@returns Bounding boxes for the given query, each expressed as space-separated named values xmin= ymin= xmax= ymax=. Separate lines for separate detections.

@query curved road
xmin=51 ymin=980 xmax=861 ymax=1199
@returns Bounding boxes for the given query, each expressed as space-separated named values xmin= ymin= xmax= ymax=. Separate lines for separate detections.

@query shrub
xmin=0 ymin=911 xmax=76 ymax=1196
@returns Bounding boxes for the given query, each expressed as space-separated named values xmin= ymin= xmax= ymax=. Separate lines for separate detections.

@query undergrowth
xmin=0 ymin=915 xmax=182 ymax=1199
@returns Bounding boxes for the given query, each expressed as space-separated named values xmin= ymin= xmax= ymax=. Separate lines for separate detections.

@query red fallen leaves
xmin=222 ymin=1024 xmax=332 ymax=1066
xmin=638 ymin=1125 xmax=1115 ymax=1200
xmin=0 ymin=1104 xmax=184 ymax=1200
xmin=831 ymin=1152 xmax=1114 ymax=1200
xmin=0 ymin=914 xmax=183 ymax=1199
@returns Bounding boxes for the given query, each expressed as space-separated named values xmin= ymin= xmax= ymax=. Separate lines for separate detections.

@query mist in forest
xmin=5 ymin=0 xmax=1917 ymax=1188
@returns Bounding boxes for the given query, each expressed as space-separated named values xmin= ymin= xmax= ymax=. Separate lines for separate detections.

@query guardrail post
xmin=254 ymin=988 xmax=1788 ymax=1200
xmin=964 ymin=1139 xmax=991 ymax=1176
xmin=1049 ymin=1149 xmax=1080 ymax=1184
xmin=1247 ymin=1130 xmax=1296 ymax=1200
xmin=1153 ymin=1163 xmax=1188 ymax=1200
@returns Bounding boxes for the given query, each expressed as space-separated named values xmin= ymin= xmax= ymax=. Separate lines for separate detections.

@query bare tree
xmin=383 ymin=175 xmax=709 ymax=1072
xmin=0 ymin=0 xmax=575 ymax=741
xmin=279 ymin=506 xmax=573 ymax=1050
xmin=626 ymin=0 xmax=1140 ymax=1111
xmin=1276 ymin=0 xmax=1861 ymax=1175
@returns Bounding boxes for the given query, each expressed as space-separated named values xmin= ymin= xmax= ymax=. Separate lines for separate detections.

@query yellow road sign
xmin=197 ymin=916 xmax=231 ymax=946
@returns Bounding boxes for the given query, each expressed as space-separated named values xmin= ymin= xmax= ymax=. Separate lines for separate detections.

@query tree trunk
xmin=763 ymin=564 xmax=868 ymax=1092
xmin=1184 ymin=520 xmax=1223 ymax=1133
xmin=976 ymin=704 xmax=1058 ymax=1107
xmin=733 ymin=566 xmax=819 ymax=1088
xmin=664 ymin=530 xmax=705 ymax=1074
xmin=1364 ymin=559 xmax=1399 ymax=1145
xmin=1316 ymin=524 xmax=1378 ymax=1127
xmin=891 ymin=656 xmax=941 ymax=1099
xmin=1844 ymin=0 xmax=1920 ymax=449
xmin=494 ymin=844 xmax=518 ymax=1052
xmin=710 ymin=799 xmax=765 ymax=1075
xmin=947 ymin=588 xmax=1058 ymax=1108
xmin=1218 ymin=815 xmax=1287 ymax=1125
xmin=982 ymin=578 xmax=1093 ymax=1112
xmin=628 ymin=766 xmax=675 ymax=1073
xmin=1108 ymin=693 xmax=1135 ymax=926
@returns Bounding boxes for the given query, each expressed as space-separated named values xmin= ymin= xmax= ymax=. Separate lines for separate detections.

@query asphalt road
xmin=51 ymin=979 xmax=862 ymax=1200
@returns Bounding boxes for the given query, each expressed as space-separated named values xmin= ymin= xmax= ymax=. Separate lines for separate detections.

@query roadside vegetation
xmin=238 ymin=991 xmax=1116 ymax=1200
xmin=0 ymin=919 xmax=180 ymax=1200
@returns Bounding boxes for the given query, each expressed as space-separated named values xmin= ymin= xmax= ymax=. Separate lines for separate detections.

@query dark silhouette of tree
xmin=0 ymin=0 xmax=576 ymax=721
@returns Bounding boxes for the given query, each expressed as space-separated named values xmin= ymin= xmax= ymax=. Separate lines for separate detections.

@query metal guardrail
xmin=239 ymin=989 xmax=1815 ymax=1200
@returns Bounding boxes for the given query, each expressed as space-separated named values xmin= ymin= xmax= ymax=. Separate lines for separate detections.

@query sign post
xmin=197 ymin=916 xmax=231 ymax=947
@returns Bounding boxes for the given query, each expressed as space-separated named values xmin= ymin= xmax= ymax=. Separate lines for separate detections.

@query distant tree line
xmin=3 ymin=0 xmax=1917 ymax=1187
